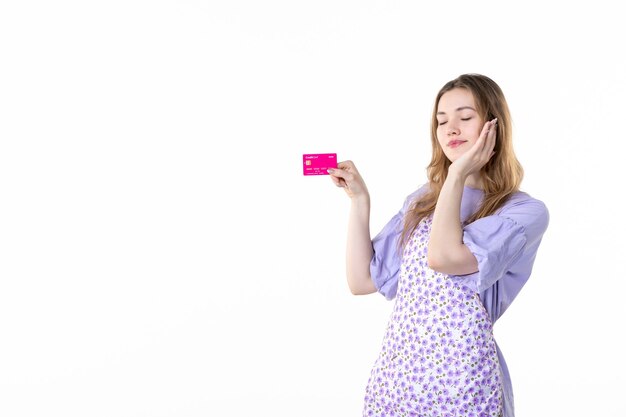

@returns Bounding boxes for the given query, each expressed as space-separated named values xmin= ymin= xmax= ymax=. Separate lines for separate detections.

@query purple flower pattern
xmin=363 ymin=216 xmax=502 ymax=417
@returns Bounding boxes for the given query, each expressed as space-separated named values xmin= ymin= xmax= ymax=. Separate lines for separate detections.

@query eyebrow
xmin=436 ymin=106 xmax=476 ymax=115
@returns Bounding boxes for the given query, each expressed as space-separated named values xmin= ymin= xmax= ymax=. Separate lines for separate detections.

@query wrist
xmin=445 ymin=169 xmax=467 ymax=185
xmin=351 ymin=193 xmax=371 ymax=205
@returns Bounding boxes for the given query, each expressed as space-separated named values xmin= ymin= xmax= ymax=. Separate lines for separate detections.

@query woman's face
xmin=435 ymin=88 xmax=484 ymax=162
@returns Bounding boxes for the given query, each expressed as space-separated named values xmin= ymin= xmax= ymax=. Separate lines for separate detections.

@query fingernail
xmin=327 ymin=168 xmax=334 ymax=173
xmin=493 ymin=118 xmax=498 ymax=124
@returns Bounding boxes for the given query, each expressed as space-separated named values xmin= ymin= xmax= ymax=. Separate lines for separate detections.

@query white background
xmin=1 ymin=1 xmax=625 ymax=416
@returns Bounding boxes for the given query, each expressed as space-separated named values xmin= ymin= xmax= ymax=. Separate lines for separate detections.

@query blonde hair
xmin=400 ymin=74 xmax=524 ymax=249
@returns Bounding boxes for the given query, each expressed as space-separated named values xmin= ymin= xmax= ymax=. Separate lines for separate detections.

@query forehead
xmin=437 ymin=88 xmax=476 ymax=112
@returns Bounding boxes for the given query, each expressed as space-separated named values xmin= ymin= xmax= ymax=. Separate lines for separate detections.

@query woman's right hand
xmin=328 ymin=160 xmax=370 ymax=201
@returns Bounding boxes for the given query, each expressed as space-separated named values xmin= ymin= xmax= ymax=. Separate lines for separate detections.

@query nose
xmin=446 ymin=122 xmax=460 ymax=136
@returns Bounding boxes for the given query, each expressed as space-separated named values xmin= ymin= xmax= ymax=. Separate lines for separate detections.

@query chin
xmin=444 ymin=153 xmax=460 ymax=163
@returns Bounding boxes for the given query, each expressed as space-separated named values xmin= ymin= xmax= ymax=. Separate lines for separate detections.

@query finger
xmin=471 ymin=121 xmax=491 ymax=156
xmin=469 ymin=121 xmax=490 ymax=155
xmin=328 ymin=174 xmax=345 ymax=187
xmin=484 ymin=119 xmax=498 ymax=161
xmin=479 ymin=120 xmax=491 ymax=142
xmin=327 ymin=167 xmax=341 ymax=176
xmin=487 ymin=119 xmax=497 ymax=154
xmin=337 ymin=160 xmax=355 ymax=170
xmin=327 ymin=167 xmax=353 ymax=182
xmin=332 ymin=177 xmax=346 ymax=188
xmin=479 ymin=119 xmax=497 ymax=159
xmin=328 ymin=172 xmax=349 ymax=189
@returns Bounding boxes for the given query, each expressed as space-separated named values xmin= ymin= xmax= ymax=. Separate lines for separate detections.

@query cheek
xmin=470 ymin=121 xmax=484 ymax=139
xmin=436 ymin=127 xmax=446 ymax=144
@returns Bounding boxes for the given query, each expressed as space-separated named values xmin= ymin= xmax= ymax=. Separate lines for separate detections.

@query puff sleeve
xmin=370 ymin=186 xmax=428 ymax=300
xmin=451 ymin=196 xmax=549 ymax=299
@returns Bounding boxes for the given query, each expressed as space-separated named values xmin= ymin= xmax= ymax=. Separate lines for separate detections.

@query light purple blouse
xmin=369 ymin=184 xmax=549 ymax=417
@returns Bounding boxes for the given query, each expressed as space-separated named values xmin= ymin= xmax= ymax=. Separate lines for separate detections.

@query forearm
xmin=346 ymin=195 xmax=376 ymax=295
xmin=427 ymin=173 xmax=478 ymax=275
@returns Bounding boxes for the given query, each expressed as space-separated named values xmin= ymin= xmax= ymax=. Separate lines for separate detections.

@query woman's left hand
xmin=449 ymin=118 xmax=498 ymax=178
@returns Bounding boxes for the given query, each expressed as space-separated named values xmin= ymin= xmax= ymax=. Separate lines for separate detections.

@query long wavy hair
xmin=399 ymin=74 xmax=524 ymax=249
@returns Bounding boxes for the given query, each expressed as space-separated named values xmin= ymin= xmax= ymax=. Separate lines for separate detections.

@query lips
xmin=447 ymin=140 xmax=467 ymax=148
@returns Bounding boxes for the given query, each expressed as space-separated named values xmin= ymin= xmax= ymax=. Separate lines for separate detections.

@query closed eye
xmin=438 ymin=117 xmax=472 ymax=126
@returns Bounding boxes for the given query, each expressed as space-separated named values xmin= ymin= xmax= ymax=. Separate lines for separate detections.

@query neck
xmin=463 ymin=172 xmax=483 ymax=190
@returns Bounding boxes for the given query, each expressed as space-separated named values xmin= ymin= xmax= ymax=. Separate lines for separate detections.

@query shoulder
xmin=405 ymin=183 xmax=431 ymax=202
xmin=497 ymin=191 xmax=549 ymax=242
xmin=401 ymin=183 xmax=431 ymax=212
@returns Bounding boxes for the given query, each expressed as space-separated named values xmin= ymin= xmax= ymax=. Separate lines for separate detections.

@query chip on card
xmin=303 ymin=153 xmax=337 ymax=175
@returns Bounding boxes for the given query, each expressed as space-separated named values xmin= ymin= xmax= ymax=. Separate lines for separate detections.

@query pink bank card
xmin=303 ymin=153 xmax=337 ymax=175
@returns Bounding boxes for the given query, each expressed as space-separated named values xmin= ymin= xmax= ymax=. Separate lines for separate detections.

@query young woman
xmin=328 ymin=74 xmax=549 ymax=417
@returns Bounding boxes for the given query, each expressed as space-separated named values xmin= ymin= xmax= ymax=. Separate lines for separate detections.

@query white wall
xmin=1 ymin=1 xmax=624 ymax=416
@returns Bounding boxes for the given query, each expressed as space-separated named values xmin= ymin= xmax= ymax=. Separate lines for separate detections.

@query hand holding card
xmin=327 ymin=160 xmax=370 ymax=201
